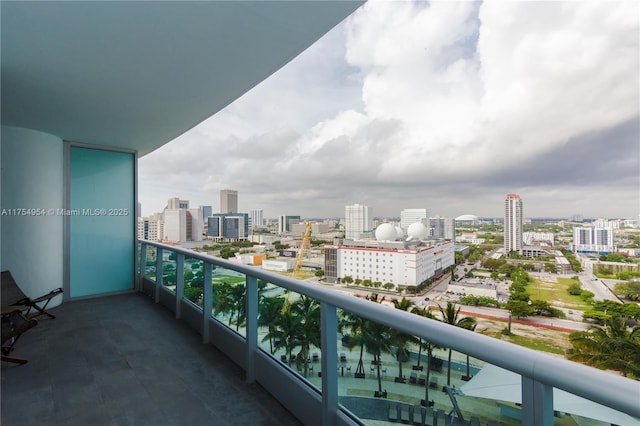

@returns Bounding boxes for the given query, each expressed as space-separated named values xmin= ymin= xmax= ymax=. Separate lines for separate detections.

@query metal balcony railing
xmin=138 ymin=240 xmax=640 ymax=426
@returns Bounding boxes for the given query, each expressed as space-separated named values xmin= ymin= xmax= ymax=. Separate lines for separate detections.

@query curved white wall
xmin=1 ymin=125 xmax=64 ymax=305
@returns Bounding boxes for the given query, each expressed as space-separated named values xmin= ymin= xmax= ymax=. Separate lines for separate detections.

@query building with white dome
xmin=324 ymin=223 xmax=454 ymax=288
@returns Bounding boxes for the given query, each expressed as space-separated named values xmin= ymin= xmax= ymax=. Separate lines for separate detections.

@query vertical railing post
xmin=155 ymin=247 xmax=163 ymax=303
xmin=202 ymin=262 xmax=212 ymax=344
xmin=320 ymin=302 xmax=338 ymax=426
xmin=175 ymin=253 xmax=185 ymax=319
xmin=245 ymin=275 xmax=258 ymax=384
xmin=138 ymin=242 xmax=147 ymax=292
xmin=522 ymin=376 xmax=554 ymax=426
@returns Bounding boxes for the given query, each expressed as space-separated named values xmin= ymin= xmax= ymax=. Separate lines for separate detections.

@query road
xmin=575 ymin=255 xmax=620 ymax=302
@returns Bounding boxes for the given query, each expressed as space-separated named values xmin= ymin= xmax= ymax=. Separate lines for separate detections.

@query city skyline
xmin=139 ymin=1 xmax=639 ymax=219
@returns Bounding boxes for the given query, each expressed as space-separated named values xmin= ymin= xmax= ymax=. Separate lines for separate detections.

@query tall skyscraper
xmin=401 ymin=208 xmax=428 ymax=229
xmin=345 ymin=204 xmax=373 ymax=239
xmin=504 ymin=193 xmax=523 ymax=254
xmin=220 ymin=189 xmax=238 ymax=213
xmin=249 ymin=209 xmax=264 ymax=230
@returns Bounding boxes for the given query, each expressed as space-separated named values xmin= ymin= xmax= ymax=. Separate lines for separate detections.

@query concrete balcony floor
xmin=1 ymin=293 xmax=302 ymax=426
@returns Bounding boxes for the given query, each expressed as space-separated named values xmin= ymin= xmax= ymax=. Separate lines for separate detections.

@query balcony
xmin=2 ymin=240 xmax=639 ymax=426
xmin=1 ymin=293 xmax=300 ymax=426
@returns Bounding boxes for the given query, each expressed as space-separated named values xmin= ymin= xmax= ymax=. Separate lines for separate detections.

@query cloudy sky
xmin=139 ymin=0 xmax=639 ymax=220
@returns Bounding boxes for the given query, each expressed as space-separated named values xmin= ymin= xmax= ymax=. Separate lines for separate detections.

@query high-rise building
xmin=220 ymin=189 xmax=238 ymax=213
xmin=428 ymin=216 xmax=455 ymax=240
xmin=163 ymin=197 xmax=203 ymax=243
xmin=401 ymin=208 xmax=428 ymax=229
xmin=249 ymin=209 xmax=264 ymax=230
xmin=573 ymin=227 xmax=615 ymax=253
xmin=345 ymin=204 xmax=372 ymax=239
xmin=201 ymin=206 xmax=212 ymax=223
xmin=504 ymin=193 xmax=523 ymax=254
xmin=167 ymin=197 xmax=189 ymax=209
xmin=278 ymin=215 xmax=301 ymax=234
xmin=207 ymin=213 xmax=249 ymax=241
xmin=137 ymin=213 xmax=164 ymax=242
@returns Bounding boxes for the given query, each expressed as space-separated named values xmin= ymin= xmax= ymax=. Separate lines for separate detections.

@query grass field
xmin=527 ymin=277 xmax=591 ymax=311
xmin=212 ymin=274 xmax=246 ymax=284
xmin=504 ymin=333 xmax=568 ymax=355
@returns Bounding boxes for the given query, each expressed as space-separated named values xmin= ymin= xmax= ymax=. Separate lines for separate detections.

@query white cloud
xmin=140 ymin=0 xmax=639 ymax=219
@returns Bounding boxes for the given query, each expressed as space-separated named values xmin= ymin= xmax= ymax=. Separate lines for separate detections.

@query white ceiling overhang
xmin=1 ymin=1 xmax=363 ymax=156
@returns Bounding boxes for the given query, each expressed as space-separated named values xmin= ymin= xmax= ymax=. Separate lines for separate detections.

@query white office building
xmin=573 ymin=227 xmax=615 ymax=253
xmin=504 ymin=194 xmax=523 ymax=254
xmin=401 ymin=208 xmax=428 ymax=230
xmin=345 ymin=204 xmax=373 ymax=239
xmin=249 ymin=209 xmax=264 ymax=230
xmin=325 ymin=222 xmax=454 ymax=288
xmin=163 ymin=198 xmax=203 ymax=243
xmin=137 ymin=213 xmax=164 ymax=242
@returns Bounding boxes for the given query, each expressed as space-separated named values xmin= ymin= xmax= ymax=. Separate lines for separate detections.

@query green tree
xmin=506 ymin=299 xmax=535 ymax=318
xmin=258 ymin=296 xmax=285 ymax=353
xmin=568 ymin=317 xmax=640 ymax=378
xmin=342 ymin=276 xmax=353 ymax=284
xmin=314 ymin=269 xmax=325 ymax=277
xmin=263 ymin=306 xmax=302 ymax=367
xmin=437 ymin=302 xmax=477 ymax=385
xmin=291 ymin=296 xmax=321 ymax=376
xmin=411 ymin=306 xmax=441 ymax=405
xmin=214 ymin=282 xmax=246 ymax=331
xmin=391 ymin=298 xmax=415 ymax=382
xmin=615 ymin=281 xmax=640 ymax=301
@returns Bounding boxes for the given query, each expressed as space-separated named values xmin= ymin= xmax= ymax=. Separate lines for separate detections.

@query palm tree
xmin=291 ymin=295 xmax=321 ymax=376
xmin=362 ymin=319 xmax=392 ymax=394
xmin=214 ymin=282 xmax=246 ymax=331
xmin=391 ymin=297 xmax=416 ymax=382
xmin=411 ymin=306 xmax=441 ymax=405
xmin=258 ymin=295 xmax=285 ymax=353
xmin=340 ymin=311 xmax=368 ymax=379
xmin=262 ymin=308 xmax=302 ymax=366
xmin=438 ymin=302 xmax=477 ymax=386
xmin=568 ymin=316 xmax=640 ymax=378
xmin=340 ymin=294 xmax=383 ymax=379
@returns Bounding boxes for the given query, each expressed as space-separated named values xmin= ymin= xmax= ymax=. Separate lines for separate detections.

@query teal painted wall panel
xmin=70 ymin=147 xmax=134 ymax=297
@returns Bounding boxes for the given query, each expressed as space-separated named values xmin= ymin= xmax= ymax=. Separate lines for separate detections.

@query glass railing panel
xmin=145 ymin=245 xmax=157 ymax=281
xmin=549 ymin=386 xmax=627 ymax=426
xmin=161 ymin=250 xmax=177 ymax=293
xmin=336 ymin=306 xmax=498 ymax=425
xmin=257 ymin=283 xmax=288 ymax=356
xmin=257 ymin=286 xmax=322 ymax=391
xmin=183 ymin=257 xmax=204 ymax=308
xmin=211 ymin=265 xmax=247 ymax=337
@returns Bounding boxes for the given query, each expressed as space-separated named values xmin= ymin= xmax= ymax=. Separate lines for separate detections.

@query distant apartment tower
xmin=167 ymin=197 xmax=189 ymax=209
xmin=207 ymin=213 xmax=249 ymax=241
xmin=249 ymin=209 xmax=264 ymax=230
xmin=278 ymin=215 xmax=301 ymax=234
xmin=137 ymin=213 xmax=164 ymax=242
xmin=428 ymin=216 xmax=455 ymax=240
xmin=401 ymin=208 xmax=428 ymax=229
xmin=201 ymin=206 xmax=212 ymax=223
xmin=220 ymin=189 xmax=238 ymax=213
xmin=573 ymin=227 xmax=615 ymax=253
xmin=163 ymin=198 xmax=203 ymax=243
xmin=345 ymin=204 xmax=372 ymax=239
xmin=504 ymin=193 xmax=523 ymax=254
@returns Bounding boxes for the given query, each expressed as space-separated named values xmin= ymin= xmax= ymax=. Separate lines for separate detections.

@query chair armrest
xmin=31 ymin=288 xmax=63 ymax=304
